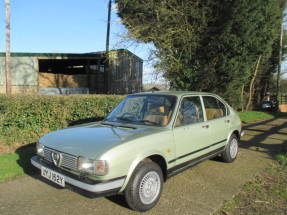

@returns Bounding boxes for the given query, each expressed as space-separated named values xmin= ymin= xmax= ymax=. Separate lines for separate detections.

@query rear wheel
xmin=124 ymin=161 xmax=163 ymax=212
xmin=222 ymin=134 xmax=238 ymax=163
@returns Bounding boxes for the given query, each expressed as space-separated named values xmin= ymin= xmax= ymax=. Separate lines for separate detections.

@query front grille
xmin=43 ymin=147 xmax=78 ymax=170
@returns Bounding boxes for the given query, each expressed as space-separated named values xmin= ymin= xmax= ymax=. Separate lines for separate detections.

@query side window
xmin=175 ymin=96 xmax=203 ymax=127
xmin=203 ymin=96 xmax=227 ymax=120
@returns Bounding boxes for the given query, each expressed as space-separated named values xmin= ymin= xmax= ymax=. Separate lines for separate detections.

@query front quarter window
xmin=105 ymin=95 xmax=176 ymax=126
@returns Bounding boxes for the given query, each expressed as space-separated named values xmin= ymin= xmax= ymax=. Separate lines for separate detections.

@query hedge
xmin=0 ymin=94 xmax=124 ymax=149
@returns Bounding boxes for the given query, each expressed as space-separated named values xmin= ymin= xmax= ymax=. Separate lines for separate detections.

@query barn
xmin=0 ymin=49 xmax=143 ymax=95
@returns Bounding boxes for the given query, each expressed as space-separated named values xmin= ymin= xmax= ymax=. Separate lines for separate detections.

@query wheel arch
xmin=224 ymin=130 xmax=240 ymax=153
xmin=147 ymin=155 xmax=167 ymax=181
xmin=222 ymin=130 xmax=239 ymax=163
xmin=119 ymin=153 xmax=168 ymax=193
xmin=232 ymin=130 xmax=240 ymax=140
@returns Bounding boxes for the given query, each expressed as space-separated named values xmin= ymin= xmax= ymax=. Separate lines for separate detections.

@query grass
xmin=275 ymin=147 xmax=287 ymax=165
xmin=216 ymin=167 xmax=287 ymax=215
xmin=237 ymin=111 xmax=284 ymax=123
xmin=0 ymin=145 xmax=36 ymax=182
xmin=215 ymin=148 xmax=287 ymax=215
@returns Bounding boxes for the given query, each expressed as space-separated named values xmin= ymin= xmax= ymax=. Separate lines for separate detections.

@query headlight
xmin=78 ymin=157 xmax=109 ymax=176
xmin=36 ymin=142 xmax=45 ymax=157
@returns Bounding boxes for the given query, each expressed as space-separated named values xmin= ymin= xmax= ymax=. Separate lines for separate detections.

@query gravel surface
xmin=1 ymin=117 xmax=287 ymax=215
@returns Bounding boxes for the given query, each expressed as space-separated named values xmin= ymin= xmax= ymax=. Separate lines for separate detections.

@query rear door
xmin=202 ymin=96 xmax=231 ymax=151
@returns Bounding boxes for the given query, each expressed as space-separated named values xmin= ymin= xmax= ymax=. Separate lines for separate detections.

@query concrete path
xmin=1 ymin=117 xmax=287 ymax=215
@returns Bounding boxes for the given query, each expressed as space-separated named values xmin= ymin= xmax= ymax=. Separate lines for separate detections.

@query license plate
xmin=41 ymin=167 xmax=65 ymax=187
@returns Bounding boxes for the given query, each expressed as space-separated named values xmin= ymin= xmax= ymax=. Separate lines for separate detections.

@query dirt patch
xmin=0 ymin=143 xmax=11 ymax=154
xmin=0 ymin=142 xmax=29 ymax=155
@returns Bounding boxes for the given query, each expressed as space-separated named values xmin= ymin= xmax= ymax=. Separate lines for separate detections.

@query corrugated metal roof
xmin=0 ymin=52 xmax=103 ymax=58
xmin=0 ymin=49 xmax=143 ymax=61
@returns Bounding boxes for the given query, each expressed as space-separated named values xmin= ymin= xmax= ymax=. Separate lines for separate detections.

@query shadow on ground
xmin=240 ymin=115 xmax=287 ymax=159
xmin=15 ymin=143 xmax=37 ymax=177
xmin=106 ymin=195 xmax=130 ymax=209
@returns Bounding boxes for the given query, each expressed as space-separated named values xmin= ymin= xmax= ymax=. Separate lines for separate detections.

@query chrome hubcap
xmin=139 ymin=171 xmax=161 ymax=204
xmin=230 ymin=138 xmax=238 ymax=159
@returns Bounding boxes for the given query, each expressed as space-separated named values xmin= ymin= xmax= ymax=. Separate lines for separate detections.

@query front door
xmin=173 ymin=96 xmax=211 ymax=166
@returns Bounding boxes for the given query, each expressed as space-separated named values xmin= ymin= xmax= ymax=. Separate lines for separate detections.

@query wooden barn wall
xmin=39 ymin=73 xmax=88 ymax=88
xmin=108 ymin=50 xmax=143 ymax=94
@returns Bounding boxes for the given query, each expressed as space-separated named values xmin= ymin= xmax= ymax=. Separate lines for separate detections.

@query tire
xmin=222 ymin=134 xmax=238 ymax=163
xmin=124 ymin=160 xmax=163 ymax=212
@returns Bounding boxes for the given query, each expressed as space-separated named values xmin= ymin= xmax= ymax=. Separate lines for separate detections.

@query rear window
xmin=202 ymin=96 xmax=227 ymax=120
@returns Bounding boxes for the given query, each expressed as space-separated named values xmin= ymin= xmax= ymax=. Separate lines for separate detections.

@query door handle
xmin=202 ymin=125 xmax=209 ymax=129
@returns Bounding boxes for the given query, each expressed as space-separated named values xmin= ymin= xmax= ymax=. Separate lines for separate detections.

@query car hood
xmin=39 ymin=122 xmax=162 ymax=158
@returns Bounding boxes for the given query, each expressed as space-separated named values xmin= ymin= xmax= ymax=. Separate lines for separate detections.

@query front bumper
xmin=31 ymin=156 xmax=125 ymax=197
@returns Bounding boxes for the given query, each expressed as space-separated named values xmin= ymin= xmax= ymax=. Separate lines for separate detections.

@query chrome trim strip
xmin=31 ymin=157 xmax=125 ymax=193
xmin=168 ymin=139 xmax=226 ymax=164
xmin=167 ymin=146 xmax=225 ymax=179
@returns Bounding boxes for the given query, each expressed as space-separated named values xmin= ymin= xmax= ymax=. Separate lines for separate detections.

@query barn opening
xmin=38 ymin=59 xmax=106 ymax=94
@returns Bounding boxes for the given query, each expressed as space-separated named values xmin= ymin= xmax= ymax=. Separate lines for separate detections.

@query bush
xmin=0 ymin=94 xmax=124 ymax=149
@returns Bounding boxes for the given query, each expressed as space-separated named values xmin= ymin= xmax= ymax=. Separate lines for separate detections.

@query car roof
xmin=131 ymin=91 xmax=217 ymax=98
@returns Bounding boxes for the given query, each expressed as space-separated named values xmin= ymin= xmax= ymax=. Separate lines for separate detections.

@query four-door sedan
xmin=31 ymin=91 xmax=243 ymax=212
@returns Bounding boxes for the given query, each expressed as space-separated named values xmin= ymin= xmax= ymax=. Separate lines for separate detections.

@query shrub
xmin=0 ymin=94 xmax=124 ymax=149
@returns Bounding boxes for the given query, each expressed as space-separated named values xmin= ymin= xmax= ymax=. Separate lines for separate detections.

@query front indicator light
xmin=94 ymin=160 xmax=109 ymax=176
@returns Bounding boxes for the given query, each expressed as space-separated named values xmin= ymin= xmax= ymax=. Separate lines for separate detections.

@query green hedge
xmin=0 ymin=94 xmax=124 ymax=148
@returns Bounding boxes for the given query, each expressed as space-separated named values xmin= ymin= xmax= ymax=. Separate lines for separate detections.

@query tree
xmin=216 ymin=0 xmax=285 ymax=109
xmin=116 ymin=0 xmax=286 ymax=109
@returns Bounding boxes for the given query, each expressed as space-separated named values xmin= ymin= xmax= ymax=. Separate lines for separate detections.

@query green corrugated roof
xmin=0 ymin=52 xmax=104 ymax=58
xmin=0 ymin=49 xmax=143 ymax=61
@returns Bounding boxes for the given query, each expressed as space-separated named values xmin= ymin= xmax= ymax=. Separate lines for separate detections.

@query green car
xmin=31 ymin=91 xmax=243 ymax=212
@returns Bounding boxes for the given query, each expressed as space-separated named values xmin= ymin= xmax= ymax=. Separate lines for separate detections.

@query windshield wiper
xmin=100 ymin=122 xmax=114 ymax=127
xmin=116 ymin=117 xmax=133 ymax=122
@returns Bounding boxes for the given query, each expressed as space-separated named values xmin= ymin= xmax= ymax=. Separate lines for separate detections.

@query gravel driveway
xmin=1 ymin=117 xmax=287 ymax=215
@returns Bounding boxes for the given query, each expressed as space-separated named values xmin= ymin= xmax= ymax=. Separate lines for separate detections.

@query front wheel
xmin=124 ymin=161 xmax=163 ymax=212
xmin=222 ymin=134 xmax=238 ymax=163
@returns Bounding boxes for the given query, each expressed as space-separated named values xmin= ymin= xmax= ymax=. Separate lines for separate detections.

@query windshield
xmin=105 ymin=94 xmax=177 ymax=126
